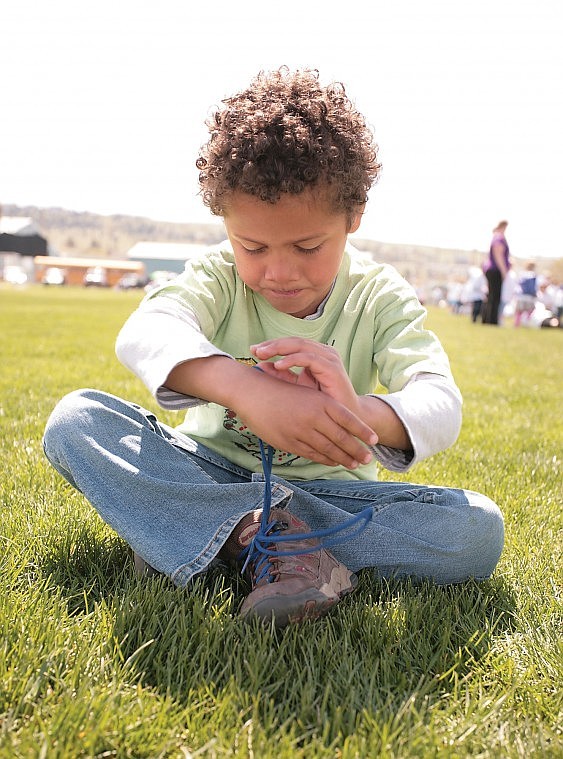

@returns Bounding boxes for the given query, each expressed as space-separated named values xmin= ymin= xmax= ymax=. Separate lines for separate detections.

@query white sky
xmin=2 ymin=0 xmax=562 ymax=259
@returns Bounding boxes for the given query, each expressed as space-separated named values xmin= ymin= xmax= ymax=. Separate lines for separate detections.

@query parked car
xmin=42 ymin=267 xmax=66 ymax=286
xmin=144 ymin=270 xmax=177 ymax=292
xmin=3 ymin=265 xmax=28 ymax=285
xmin=83 ymin=266 xmax=108 ymax=287
xmin=116 ymin=273 xmax=149 ymax=290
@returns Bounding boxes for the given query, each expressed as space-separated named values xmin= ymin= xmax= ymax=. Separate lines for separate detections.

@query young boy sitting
xmin=43 ymin=68 xmax=504 ymax=627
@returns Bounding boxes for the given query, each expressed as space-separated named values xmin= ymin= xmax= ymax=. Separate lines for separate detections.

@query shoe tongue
xmin=237 ymin=521 xmax=261 ymax=547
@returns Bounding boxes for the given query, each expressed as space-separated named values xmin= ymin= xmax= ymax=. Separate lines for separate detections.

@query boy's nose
xmin=263 ymin=252 xmax=299 ymax=283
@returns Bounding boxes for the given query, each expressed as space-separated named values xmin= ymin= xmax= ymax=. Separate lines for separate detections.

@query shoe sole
xmin=241 ymin=571 xmax=358 ymax=627
xmin=133 ymin=551 xmax=160 ymax=577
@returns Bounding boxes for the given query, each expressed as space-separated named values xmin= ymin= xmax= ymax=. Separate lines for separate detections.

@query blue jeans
xmin=43 ymin=389 xmax=504 ymax=586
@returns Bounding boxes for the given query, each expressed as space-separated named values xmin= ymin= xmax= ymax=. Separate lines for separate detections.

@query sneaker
xmin=220 ymin=508 xmax=357 ymax=627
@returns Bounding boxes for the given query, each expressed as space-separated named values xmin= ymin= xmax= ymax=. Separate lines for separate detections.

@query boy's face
xmin=223 ymin=191 xmax=361 ymax=318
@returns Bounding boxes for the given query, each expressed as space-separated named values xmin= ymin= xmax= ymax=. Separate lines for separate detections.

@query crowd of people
xmin=445 ymin=221 xmax=562 ymax=328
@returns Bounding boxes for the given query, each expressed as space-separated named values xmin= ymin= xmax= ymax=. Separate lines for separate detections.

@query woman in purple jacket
xmin=482 ymin=220 xmax=511 ymax=325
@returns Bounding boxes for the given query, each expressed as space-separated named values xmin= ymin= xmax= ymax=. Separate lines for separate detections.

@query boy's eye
xmin=295 ymin=244 xmax=322 ymax=254
xmin=239 ymin=243 xmax=322 ymax=254
xmin=243 ymin=246 xmax=266 ymax=254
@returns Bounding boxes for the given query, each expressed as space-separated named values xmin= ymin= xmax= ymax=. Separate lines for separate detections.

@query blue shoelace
xmin=240 ymin=437 xmax=372 ymax=583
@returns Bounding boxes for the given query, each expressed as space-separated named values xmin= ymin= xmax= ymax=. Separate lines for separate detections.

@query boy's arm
xmin=356 ymin=395 xmax=411 ymax=450
xmin=365 ymin=373 xmax=462 ymax=471
xmin=115 ymin=300 xmax=231 ymax=406
xmin=165 ymin=356 xmax=378 ymax=470
xmin=118 ymin=305 xmax=376 ymax=468
xmin=252 ymin=337 xmax=462 ymax=470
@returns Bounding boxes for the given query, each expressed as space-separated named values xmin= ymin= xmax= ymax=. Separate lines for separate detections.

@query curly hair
xmin=196 ymin=67 xmax=381 ymax=223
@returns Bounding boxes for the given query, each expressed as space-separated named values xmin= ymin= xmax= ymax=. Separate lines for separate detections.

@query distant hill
xmin=1 ymin=204 xmax=225 ymax=260
xmin=351 ymin=236 xmax=485 ymax=288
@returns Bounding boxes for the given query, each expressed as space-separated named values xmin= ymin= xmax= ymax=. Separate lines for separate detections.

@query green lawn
xmin=0 ymin=285 xmax=561 ymax=758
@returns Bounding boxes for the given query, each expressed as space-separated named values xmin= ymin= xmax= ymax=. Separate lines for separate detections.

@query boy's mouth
xmin=269 ymin=288 xmax=303 ymax=297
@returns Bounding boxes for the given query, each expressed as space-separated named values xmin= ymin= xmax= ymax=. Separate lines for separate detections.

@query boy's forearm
xmin=165 ymin=356 xmax=257 ymax=409
xmin=365 ymin=374 xmax=462 ymax=463
xmin=358 ymin=395 xmax=412 ymax=451
xmin=166 ymin=358 xmax=411 ymax=451
xmin=165 ymin=355 xmax=378 ymax=469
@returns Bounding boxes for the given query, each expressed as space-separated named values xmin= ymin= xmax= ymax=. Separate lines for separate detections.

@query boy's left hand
xmin=251 ymin=337 xmax=361 ymax=417
xmin=250 ymin=337 xmax=411 ymax=454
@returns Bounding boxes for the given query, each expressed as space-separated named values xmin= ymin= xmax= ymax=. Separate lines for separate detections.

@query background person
xmin=514 ymin=262 xmax=538 ymax=327
xmin=499 ymin=267 xmax=518 ymax=325
xmin=462 ymin=266 xmax=487 ymax=323
xmin=482 ymin=220 xmax=511 ymax=325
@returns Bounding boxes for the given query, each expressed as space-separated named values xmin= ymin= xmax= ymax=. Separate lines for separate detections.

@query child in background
xmin=43 ymin=68 xmax=504 ymax=627
xmin=463 ymin=266 xmax=487 ymax=323
xmin=514 ymin=262 xmax=537 ymax=327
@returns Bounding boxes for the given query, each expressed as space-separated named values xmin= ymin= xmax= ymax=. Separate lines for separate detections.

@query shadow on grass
xmin=38 ymin=531 xmax=133 ymax=613
xmin=38 ymin=535 xmax=518 ymax=742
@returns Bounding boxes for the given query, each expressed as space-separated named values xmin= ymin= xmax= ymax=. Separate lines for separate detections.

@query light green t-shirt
xmin=150 ymin=245 xmax=453 ymax=481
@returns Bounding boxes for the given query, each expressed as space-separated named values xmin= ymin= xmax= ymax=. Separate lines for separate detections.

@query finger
xmin=295 ymin=428 xmax=372 ymax=469
xmin=257 ymin=361 xmax=319 ymax=390
xmin=326 ymin=404 xmax=379 ymax=449
xmin=251 ymin=337 xmax=321 ymax=359
xmin=272 ymin=353 xmax=352 ymax=402
xmin=291 ymin=400 xmax=377 ymax=465
xmin=255 ymin=361 xmax=298 ymax=384
xmin=250 ymin=340 xmax=285 ymax=359
xmin=272 ymin=351 xmax=336 ymax=373
xmin=268 ymin=428 xmax=361 ymax=469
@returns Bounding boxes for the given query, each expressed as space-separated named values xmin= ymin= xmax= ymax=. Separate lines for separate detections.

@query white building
xmin=127 ymin=241 xmax=210 ymax=276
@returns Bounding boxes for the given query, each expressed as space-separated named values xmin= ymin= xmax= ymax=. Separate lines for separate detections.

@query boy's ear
xmin=348 ymin=207 xmax=364 ymax=234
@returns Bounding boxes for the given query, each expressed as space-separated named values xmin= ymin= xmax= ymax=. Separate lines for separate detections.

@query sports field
xmin=0 ymin=285 xmax=561 ymax=757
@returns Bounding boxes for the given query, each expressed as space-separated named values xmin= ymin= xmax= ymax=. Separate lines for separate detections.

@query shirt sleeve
xmin=368 ymin=372 xmax=462 ymax=472
xmin=115 ymin=296 xmax=233 ymax=409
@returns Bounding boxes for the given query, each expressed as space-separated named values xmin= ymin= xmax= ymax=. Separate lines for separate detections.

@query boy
xmin=43 ymin=68 xmax=504 ymax=627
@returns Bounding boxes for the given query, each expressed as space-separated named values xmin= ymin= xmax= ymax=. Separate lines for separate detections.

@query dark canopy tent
xmin=0 ymin=233 xmax=48 ymax=256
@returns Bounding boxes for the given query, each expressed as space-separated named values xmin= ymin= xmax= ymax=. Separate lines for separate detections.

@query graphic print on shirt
xmin=222 ymin=357 xmax=301 ymax=466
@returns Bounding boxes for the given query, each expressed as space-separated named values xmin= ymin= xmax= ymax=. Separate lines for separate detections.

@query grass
xmin=0 ymin=284 xmax=561 ymax=758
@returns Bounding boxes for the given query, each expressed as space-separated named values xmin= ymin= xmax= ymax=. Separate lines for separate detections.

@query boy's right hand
xmin=234 ymin=368 xmax=377 ymax=469
xmin=166 ymin=355 xmax=377 ymax=469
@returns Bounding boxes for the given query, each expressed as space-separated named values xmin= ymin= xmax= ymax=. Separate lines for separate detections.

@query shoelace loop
xmin=240 ymin=436 xmax=372 ymax=583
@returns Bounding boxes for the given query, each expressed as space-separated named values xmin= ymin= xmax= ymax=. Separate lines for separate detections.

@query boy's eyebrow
xmin=235 ymin=232 xmax=327 ymax=246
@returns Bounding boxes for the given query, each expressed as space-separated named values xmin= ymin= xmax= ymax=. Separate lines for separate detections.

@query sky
xmin=2 ymin=0 xmax=562 ymax=259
